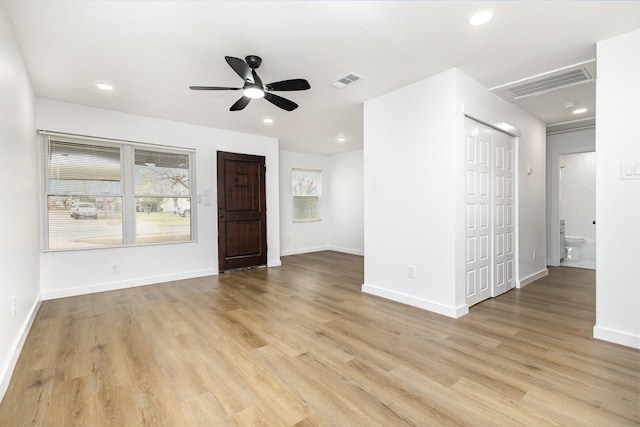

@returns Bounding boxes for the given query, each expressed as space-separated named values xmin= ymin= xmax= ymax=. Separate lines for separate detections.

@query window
xmin=134 ymin=149 xmax=191 ymax=244
xmin=292 ymin=169 xmax=321 ymax=222
xmin=43 ymin=134 xmax=194 ymax=251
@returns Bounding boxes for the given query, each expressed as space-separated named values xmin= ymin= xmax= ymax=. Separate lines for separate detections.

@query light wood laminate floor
xmin=1 ymin=251 xmax=638 ymax=426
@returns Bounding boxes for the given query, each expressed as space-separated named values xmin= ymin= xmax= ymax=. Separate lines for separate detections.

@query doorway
xmin=559 ymin=152 xmax=596 ymax=269
xmin=464 ymin=117 xmax=516 ymax=306
xmin=217 ymin=151 xmax=267 ymax=272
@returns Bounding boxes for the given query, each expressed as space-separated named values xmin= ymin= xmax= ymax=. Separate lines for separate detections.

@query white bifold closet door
xmin=465 ymin=117 xmax=515 ymax=306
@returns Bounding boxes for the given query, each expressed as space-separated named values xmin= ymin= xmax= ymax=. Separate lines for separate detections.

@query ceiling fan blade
xmin=189 ymin=86 xmax=241 ymax=91
xmin=264 ymin=92 xmax=298 ymax=111
xmin=266 ymin=79 xmax=310 ymax=92
xmin=230 ymin=96 xmax=251 ymax=111
xmin=225 ymin=56 xmax=251 ymax=82
xmin=252 ymin=70 xmax=263 ymax=87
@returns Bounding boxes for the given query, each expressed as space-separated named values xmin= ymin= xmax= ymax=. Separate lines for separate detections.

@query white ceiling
xmin=4 ymin=1 xmax=639 ymax=155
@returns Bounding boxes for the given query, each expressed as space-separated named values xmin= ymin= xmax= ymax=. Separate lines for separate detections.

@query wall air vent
xmin=330 ymin=72 xmax=364 ymax=89
xmin=490 ymin=59 xmax=596 ymax=100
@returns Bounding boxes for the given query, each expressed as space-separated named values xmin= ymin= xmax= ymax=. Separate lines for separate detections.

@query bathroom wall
xmin=559 ymin=152 xmax=596 ymax=258
xmin=546 ymin=127 xmax=595 ymax=265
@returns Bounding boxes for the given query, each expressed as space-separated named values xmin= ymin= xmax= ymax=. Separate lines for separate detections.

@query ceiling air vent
xmin=330 ymin=72 xmax=364 ymax=89
xmin=490 ymin=59 xmax=596 ymax=100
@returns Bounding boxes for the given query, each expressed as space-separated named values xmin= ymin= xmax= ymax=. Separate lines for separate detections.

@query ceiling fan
xmin=189 ymin=55 xmax=311 ymax=111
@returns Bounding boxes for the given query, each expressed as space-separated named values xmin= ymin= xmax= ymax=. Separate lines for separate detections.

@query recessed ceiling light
xmin=263 ymin=118 xmax=274 ymax=124
xmin=573 ymin=108 xmax=588 ymax=114
xmin=96 ymin=83 xmax=113 ymax=91
xmin=337 ymin=137 xmax=346 ymax=143
xmin=469 ymin=10 xmax=494 ymax=26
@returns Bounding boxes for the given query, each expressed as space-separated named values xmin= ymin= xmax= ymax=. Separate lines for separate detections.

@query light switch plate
xmin=621 ymin=163 xmax=640 ymax=180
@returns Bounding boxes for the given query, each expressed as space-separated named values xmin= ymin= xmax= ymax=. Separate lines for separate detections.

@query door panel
xmin=217 ymin=151 xmax=267 ymax=271
xmin=492 ymin=129 xmax=515 ymax=297
xmin=465 ymin=117 xmax=515 ymax=306
xmin=465 ymin=123 xmax=492 ymax=306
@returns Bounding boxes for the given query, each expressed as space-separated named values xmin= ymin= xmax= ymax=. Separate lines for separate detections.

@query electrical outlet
xmin=11 ymin=296 xmax=16 ymax=318
xmin=111 ymin=264 xmax=120 ymax=274
xmin=533 ymin=249 xmax=537 ymax=260
xmin=407 ymin=265 xmax=416 ymax=278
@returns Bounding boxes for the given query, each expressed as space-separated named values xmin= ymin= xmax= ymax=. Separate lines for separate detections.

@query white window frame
xmin=292 ymin=168 xmax=321 ymax=222
xmin=41 ymin=132 xmax=196 ymax=251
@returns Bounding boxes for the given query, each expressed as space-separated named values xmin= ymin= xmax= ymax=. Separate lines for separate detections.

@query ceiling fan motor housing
xmin=245 ymin=55 xmax=262 ymax=70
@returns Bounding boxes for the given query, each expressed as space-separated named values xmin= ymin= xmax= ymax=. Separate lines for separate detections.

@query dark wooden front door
xmin=217 ymin=151 xmax=267 ymax=272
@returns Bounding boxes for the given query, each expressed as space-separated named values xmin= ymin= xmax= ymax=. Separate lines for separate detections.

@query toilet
xmin=565 ymin=236 xmax=586 ymax=261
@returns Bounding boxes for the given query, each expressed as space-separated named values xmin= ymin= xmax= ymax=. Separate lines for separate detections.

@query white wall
xmin=329 ymin=149 xmax=364 ymax=255
xmin=364 ymin=70 xmax=460 ymax=317
xmin=594 ymin=29 xmax=640 ymax=349
xmin=363 ymin=68 xmax=546 ymax=318
xmin=546 ymin=128 xmax=595 ymax=265
xmin=0 ymin=3 xmax=41 ymax=401
xmin=37 ymin=99 xmax=281 ymax=299
xmin=279 ymin=149 xmax=364 ymax=256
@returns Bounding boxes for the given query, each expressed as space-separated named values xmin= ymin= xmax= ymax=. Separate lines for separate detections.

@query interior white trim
xmin=517 ymin=268 xmax=549 ymax=289
xmin=328 ymin=246 xmax=365 ymax=256
xmin=594 ymin=325 xmax=640 ymax=349
xmin=40 ymin=268 xmax=217 ymax=300
xmin=461 ymin=104 xmax=522 ymax=137
xmin=0 ymin=298 xmax=41 ymax=403
xmin=362 ymin=284 xmax=469 ymax=318
xmin=281 ymin=246 xmax=364 ymax=257
xmin=280 ymin=246 xmax=330 ymax=257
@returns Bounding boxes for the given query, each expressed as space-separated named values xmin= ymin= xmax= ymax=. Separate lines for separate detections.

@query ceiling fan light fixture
xmin=190 ymin=55 xmax=309 ymax=111
xmin=243 ymin=86 xmax=265 ymax=99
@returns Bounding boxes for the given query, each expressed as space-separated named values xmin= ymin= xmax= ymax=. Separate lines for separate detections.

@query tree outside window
xmin=292 ymin=169 xmax=321 ymax=222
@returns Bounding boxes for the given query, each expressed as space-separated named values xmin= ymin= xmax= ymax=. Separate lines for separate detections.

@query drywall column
xmin=363 ymin=70 xmax=460 ymax=317
xmin=594 ymin=29 xmax=640 ymax=349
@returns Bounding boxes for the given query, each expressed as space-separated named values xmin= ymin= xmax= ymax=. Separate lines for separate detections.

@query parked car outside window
xmin=70 ymin=202 xmax=98 ymax=219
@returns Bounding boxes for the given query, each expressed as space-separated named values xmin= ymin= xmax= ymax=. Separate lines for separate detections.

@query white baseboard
xmin=268 ymin=259 xmax=282 ymax=267
xmin=40 ymin=268 xmax=218 ymax=300
xmin=518 ymin=268 xmax=549 ymax=288
xmin=328 ymin=246 xmax=364 ymax=256
xmin=594 ymin=325 xmax=640 ymax=349
xmin=0 ymin=297 xmax=41 ymax=403
xmin=361 ymin=284 xmax=468 ymax=319
xmin=281 ymin=246 xmax=364 ymax=257
xmin=280 ymin=246 xmax=330 ymax=257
